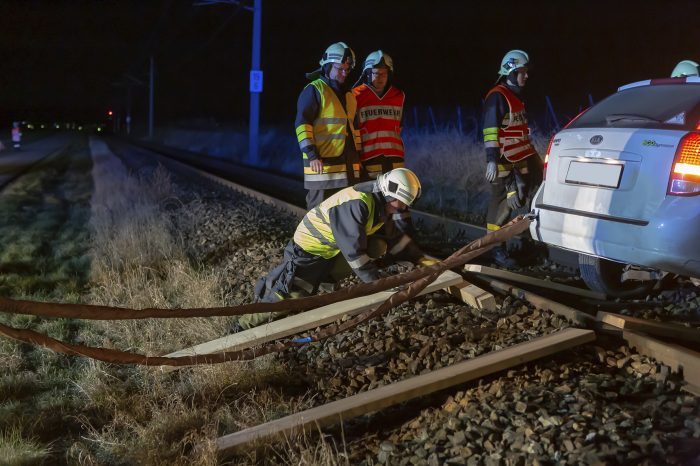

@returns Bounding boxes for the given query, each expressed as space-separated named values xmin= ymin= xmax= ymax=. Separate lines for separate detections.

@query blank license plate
xmin=566 ymin=161 xmax=623 ymax=188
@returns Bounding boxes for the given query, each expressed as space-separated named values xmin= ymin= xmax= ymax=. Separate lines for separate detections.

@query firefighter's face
xmin=370 ymin=66 xmax=389 ymax=92
xmin=517 ymin=68 xmax=528 ymax=87
xmin=330 ymin=63 xmax=351 ymax=83
xmin=385 ymin=198 xmax=407 ymax=214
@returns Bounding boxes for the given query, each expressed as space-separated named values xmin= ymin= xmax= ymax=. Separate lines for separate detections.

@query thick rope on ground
xmin=0 ymin=216 xmax=531 ymax=366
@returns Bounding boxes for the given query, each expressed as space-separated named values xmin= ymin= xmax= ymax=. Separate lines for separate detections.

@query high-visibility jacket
xmin=483 ymin=84 xmax=537 ymax=163
xmin=295 ymin=78 xmax=361 ymax=190
xmin=352 ymin=84 xmax=405 ymax=178
xmin=294 ymin=184 xmax=384 ymax=282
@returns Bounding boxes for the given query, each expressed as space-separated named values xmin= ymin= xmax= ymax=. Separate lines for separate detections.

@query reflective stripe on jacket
xmin=483 ymin=84 xmax=537 ymax=163
xmin=353 ymin=84 xmax=405 ymax=178
xmin=293 ymin=184 xmax=384 ymax=282
xmin=295 ymin=79 xmax=361 ymax=189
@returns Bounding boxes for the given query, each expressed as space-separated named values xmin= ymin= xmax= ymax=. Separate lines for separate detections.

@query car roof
xmin=618 ymin=76 xmax=700 ymax=92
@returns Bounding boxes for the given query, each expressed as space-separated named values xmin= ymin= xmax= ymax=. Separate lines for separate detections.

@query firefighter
xmin=295 ymin=42 xmax=362 ymax=210
xmin=352 ymin=50 xmax=405 ymax=180
xmin=242 ymin=168 xmax=435 ymax=329
xmin=351 ymin=50 xmax=420 ymax=253
xmin=11 ymin=122 xmax=22 ymax=151
xmin=671 ymin=60 xmax=699 ymax=78
xmin=481 ymin=50 xmax=543 ymax=268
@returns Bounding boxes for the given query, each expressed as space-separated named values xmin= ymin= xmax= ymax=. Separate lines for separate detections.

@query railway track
xmin=102 ymin=137 xmax=700 ymax=463
xmin=127 ymin=137 xmax=581 ymax=268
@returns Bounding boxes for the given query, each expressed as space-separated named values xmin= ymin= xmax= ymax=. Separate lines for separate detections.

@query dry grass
xmin=72 ymin=139 xmax=332 ymax=465
xmin=0 ymin=428 xmax=50 ymax=466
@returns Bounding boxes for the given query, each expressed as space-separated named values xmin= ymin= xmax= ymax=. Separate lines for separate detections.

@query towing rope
xmin=0 ymin=216 xmax=531 ymax=366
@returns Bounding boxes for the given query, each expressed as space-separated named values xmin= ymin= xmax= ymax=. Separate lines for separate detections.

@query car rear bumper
xmin=530 ymin=184 xmax=700 ymax=277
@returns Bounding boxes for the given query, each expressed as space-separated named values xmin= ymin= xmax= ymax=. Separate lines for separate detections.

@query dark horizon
xmin=2 ymin=0 xmax=699 ymax=129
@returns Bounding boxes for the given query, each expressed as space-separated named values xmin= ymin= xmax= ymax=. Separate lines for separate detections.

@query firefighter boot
xmin=491 ymin=245 xmax=518 ymax=269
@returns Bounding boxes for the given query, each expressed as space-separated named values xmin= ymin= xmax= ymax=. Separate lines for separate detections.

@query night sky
xmin=2 ymin=0 xmax=699 ymax=129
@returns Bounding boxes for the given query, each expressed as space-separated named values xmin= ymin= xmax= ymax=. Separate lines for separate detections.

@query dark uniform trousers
xmin=486 ymin=155 xmax=544 ymax=227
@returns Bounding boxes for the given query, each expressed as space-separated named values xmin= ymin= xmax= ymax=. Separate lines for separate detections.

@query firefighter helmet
xmin=363 ymin=50 xmax=394 ymax=72
xmin=671 ymin=60 xmax=699 ymax=78
xmin=498 ymin=50 xmax=529 ymax=76
xmin=378 ymin=168 xmax=421 ymax=206
xmin=319 ymin=42 xmax=355 ymax=69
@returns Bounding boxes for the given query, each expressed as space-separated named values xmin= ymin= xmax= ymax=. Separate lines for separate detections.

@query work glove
xmin=506 ymin=190 xmax=522 ymax=210
xmin=416 ymin=256 xmax=440 ymax=267
xmin=485 ymin=161 xmax=498 ymax=183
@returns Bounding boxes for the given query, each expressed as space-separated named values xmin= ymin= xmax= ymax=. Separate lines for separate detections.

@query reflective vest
xmin=484 ymin=84 xmax=537 ymax=162
xmin=353 ymin=84 xmax=405 ymax=178
xmin=294 ymin=187 xmax=383 ymax=261
xmin=296 ymin=79 xmax=361 ymax=188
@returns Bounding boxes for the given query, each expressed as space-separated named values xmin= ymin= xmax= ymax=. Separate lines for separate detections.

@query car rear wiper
xmin=605 ymin=113 xmax=662 ymax=125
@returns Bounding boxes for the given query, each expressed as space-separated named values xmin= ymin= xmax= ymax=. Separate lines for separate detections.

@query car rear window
xmin=568 ymin=84 xmax=700 ymax=130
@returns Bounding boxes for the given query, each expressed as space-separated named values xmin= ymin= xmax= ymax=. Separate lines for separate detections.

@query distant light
xmin=78 ymin=126 xmax=83 ymax=131
xmin=41 ymin=124 xmax=45 ymax=129
xmin=97 ymin=127 xmax=102 ymax=132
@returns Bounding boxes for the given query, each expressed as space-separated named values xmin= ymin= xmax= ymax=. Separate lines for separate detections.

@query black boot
xmin=492 ymin=245 xmax=518 ymax=269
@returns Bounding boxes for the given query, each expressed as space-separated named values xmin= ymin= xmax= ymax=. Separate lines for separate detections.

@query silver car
xmin=530 ymin=77 xmax=700 ymax=296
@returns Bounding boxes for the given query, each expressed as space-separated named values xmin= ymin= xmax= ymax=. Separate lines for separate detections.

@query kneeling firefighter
xmin=241 ymin=168 xmax=436 ymax=329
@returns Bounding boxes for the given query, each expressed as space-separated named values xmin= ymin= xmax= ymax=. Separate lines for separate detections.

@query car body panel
xmin=530 ymin=83 xmax=700 ymax=278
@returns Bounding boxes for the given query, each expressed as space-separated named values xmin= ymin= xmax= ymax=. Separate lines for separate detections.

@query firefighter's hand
xmin=309 ymin=159 xmax=323 ymax=174
xmin=506 ymin=191 xmax=522 ymax=210
xmin=416 ymin=257 xmax=440 ymax=267
xmin=485 ymin=161 xmax=498 ymax=183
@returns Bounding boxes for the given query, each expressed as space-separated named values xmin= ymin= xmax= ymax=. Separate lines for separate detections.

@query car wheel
xmin=578 ymin=254 xmax=654 ymax=298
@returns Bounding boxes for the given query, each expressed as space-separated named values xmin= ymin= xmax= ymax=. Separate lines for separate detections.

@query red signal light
xmin=107 ymin=110 xmax=113 ymax=117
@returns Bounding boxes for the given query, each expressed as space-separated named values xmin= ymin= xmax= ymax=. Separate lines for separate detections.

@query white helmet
xmin=319 ymin=42 xmax=355 ymax=69
xmin=671 ymin=59 xmax=699 ymax=78
xmin=363 ymin=50 xmax=394 ymax=73
xmin=498 ymin=49 xmax=529 ymax=76
xmin=378 ymin=168 xmax=421 ymax=206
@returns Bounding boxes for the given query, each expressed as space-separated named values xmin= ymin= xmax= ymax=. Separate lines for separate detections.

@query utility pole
xmin=126 ymin=86 xmax=132 ymax=135
xmin=149 ymin=56 xmax=155 ymax=139
xmin=194 ymin=0 xmax=262 ymax=165
xmin=248 ymin=0 xmax=262 ymax=166
xmin=112 ymin=73 xmax=145 ymax=137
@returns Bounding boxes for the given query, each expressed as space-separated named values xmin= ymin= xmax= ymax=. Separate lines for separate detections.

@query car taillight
xmin=543 ymin=136 xmax=555 ymax=180
xmin=668 ymin=133 xmax=700 ymax=195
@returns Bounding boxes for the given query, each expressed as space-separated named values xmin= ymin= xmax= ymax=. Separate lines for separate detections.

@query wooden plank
xmin=162 ymin=270 xmax=464 ymax=365
xmin=464 ymin=264 xmax=606 ymax=301
xmin=599 ymin=312 xmax=700 ymax=344
xmin=475 ymin=276 xmax=595 ymax=326
xmin=215 ymin=328 xmax=596 ymax=457
xmin=448 ymin=280 xmax=497 ymax=311
xmin=623 ymin=330 xmax=700 ymax=387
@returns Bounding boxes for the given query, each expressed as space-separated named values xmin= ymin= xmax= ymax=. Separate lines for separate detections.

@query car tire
xmin=578 ymin=254 xmax=654 ymax=298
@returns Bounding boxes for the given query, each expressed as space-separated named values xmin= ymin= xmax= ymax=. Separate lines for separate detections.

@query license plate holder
xmin=565 ymin=161 xmax=623 ymax=188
